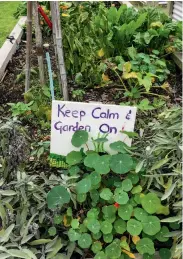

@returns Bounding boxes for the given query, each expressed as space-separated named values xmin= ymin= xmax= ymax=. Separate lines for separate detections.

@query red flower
xmin=114 ymin=202 xmax=120 ymax=208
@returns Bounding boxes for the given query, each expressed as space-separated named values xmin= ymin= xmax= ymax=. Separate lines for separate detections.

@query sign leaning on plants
xmin=50 ymin=101 xmax=137 ymax=167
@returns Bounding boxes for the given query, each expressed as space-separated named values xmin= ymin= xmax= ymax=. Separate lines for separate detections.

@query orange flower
xmin=60 ymin=5 xmax=69 ymax=10
xmin=114 ymin=202 xmax=120 ymax=208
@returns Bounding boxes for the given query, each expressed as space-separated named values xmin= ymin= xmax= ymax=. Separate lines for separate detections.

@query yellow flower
xmin=62 ymin=13 xmax=70 ymax=17
xmin=102 ymin=73 xmax=110 ymax=82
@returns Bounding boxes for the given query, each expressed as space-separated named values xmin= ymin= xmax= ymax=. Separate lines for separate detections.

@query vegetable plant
xmin=47 ymin=130 xmax=180 ymax=258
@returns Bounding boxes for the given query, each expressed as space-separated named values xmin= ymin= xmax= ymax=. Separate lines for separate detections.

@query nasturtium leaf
xmin=134 ymin=194 xmax=142 ymax=204
xmin=143 ymin=254 xmax=154 ymax=259
xmin=136 ymin=238 xmax=155 ymax=255
xmin=141 ymin=193 xmax=161 ymax=214
xmin=94 ymin=251 xmax=107 ymax=259
xmin=84 ymin=153 xmax=99 ymax=168
xmin=120 ymin=239 xmax=130 ymax=251
xmin=110 ymin=141 xmax=130 ymax=153
xmin=66 ymin=151 xmax=82 ymax=165
xmin=103 ymin=214 xmax=116 ymax=223
xmin=114 ymin=191 xmax=129 ymax=205
xmin=71 ymin=219 xmax=79 ymax=229
xmin=69 ymin=165 xmax=80 ymax=175
xmin=87 ymin=219 xmax=101 ymax=234
xmin=156 ymin=205 xmax=169 ymax=216
xmin=90 ymin=189 xmax=99 ymax=202
xmin=122 ymin=179 xmax=133 ymax=191
xmin=110 ymin=154 xmax=133 ymax=174
xmin=142 ymin=216 xmax=161 ymax=236
xmin=92 ymin=241 xmax=102 ymax=254
xmin=169 ymin=222 xmax=180 ymax=230
xmin=79 ymin=224 xmax=87 ymax=233
xmin=159 ymin=248 xmax=171 ymax=259
xmin=131 ymin=185 xmax=142 ymax=194
xmin=155 ymin=226 xmax=169 ymax=242
xmin=94 ymin=155 xmax=110 ymax=174
xmin=71 ymin=130 xmax=88 ymax=147
xmin=103 ymin=233 xmax=113 ymax=243
xmin=134 ymin=208 xmax=148 ymax=221
xmin=78 ymin=233 xmax=92 ymax=249
xmin=118 ymin=204 xmax=133 ymax=220
xmin=129 ymin=197 xmax=137 ymax=207
xmin=67 ymin=207 xmax=72 ymax=216
xmin=89 ymin=172 xmax=101 ymax=185
xmin=114 ymin=219 xmax=127 ymax=234
xmin=87 ymin=208 xmax=100 ymax=218
xmin=53 ymin=215 xmax=63 ymax=224
xmin=92 ymin=231 xmax=102 ymax=240
xmin=47 ymin=186 xmax=70 ymax=209
xmin=48 ymin=227 xmax=56 ymax=236
xmin=76 ymin=178 xmax=91 ymax=194
xmin=127 ymin=219 xmax=142 ymax=236
xmin=127 ymin=173 xmax=139 ymax=184
xmin=101 ymin=221 xmax=113 ymax=234
xmin=105 ymin=242 xmax=121 ymax=258
xmin=102 ymin=205 xmax=117 ymax=218
xmin=68 ymin=228 xmax=81 ymax=242
xmin=100 ymin=188 xmax=113 ymax=201
xmin=77 ymin=193 xmax=86 ymax=203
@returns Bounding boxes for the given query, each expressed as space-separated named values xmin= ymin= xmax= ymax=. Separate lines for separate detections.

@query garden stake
xmin=25 ymin=2 xmax=33 ymax=93
xmin=33 ymin=1 xmax=45 ymax=86
xmin=38 ymin=5 xmax=52 ymax=29
xmin=51 ymin=1 xmax=69 ymax=100
xmin=45 ymin=48 xmax=55 ymax=100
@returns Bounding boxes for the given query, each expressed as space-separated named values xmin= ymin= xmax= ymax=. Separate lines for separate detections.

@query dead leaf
xmin=122 ymin=250 xmax=136 ymax=259
xmin=132 ymin=235 xmax=140 ymax=245
xmin=102 ymin=73 xmax=110 ymax=82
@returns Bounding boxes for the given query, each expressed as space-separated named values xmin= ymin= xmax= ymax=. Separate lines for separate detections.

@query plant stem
xmin=141 ymin=92 xmax=167 ymax=99
xmin=112 ymin=69 xmax=128 ymax=92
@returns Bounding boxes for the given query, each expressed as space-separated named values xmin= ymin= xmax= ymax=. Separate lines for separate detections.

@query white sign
xmin=50 ymin=101 xmax=137 ymax=156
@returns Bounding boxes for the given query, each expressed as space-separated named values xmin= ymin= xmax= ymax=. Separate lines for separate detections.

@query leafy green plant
xmin=47 ymin=130 xmax=180 ymax=258
xmin=72 ymin=89 xmax=85 ymax=101
xmin=8 ymin=101 xmax=34 ymax=117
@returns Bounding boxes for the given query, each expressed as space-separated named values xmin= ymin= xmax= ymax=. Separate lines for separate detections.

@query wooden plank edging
xmin=0 ymin=16 xmax=27 ymax=80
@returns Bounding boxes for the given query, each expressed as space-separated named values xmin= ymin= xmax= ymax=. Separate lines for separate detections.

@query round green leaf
xmin=87 ymin=208 xmax=100 ymax=218
xmin=134 ymin=194 xmax=142 ymax=204
xmin=76 ymin=178 xmax=91 ymax=194
xmin=136 ymin=238 xmax=155 ymax=255
xmin=78 ymin=233 xmax=92 ymax=249
xmin=71 ymin=130 xmax=88 ymax=147
xmin=110 ymin=154 xmax=133 ymax=174
xmin=77 ymin=193 xmax=86 ymax=203
xmin=90 ymin=171 xmax=101 ymax=185
xmin=84 ymin=153 xmax=99 ymax=168
xmin=47 ymin=186 xmax=70 ymax=209
xmin=48 ymin=227 xmax=56 ymax=236
xmin=122 ymin=179 xmax=133 ymax=191
xmin=131 ymin=185 xmax=142 ymax=194
xmin=127 ymin=219 xmax=142 ymax=236
xmin=143 ymin=254 xmax=154 ymax=259
xmin=68 ymin=228 xmax=81 ymax=242
xmin=102 ymin=205 xmax=117 ymax=218
xmin=103 ymin=214 xmax=116 ymax=224
xmin=142 ymin=216 xmax=161 ymax=236
xmin=114 ymin=219 xmax=127 ymax=234
xmin=118 ymin=204 xmax=133 ymax=220
xmin=87 ymin=219 xmax=101 ymax=234
xmin=110 ymin=141 xmax=130 ymax=153
xmin=69 ymin=165 xmax=80 ymax=175
xmin=66 ymin=151 xmax=82 ymax=165
xmin=79 ymin=224 xmax=87 ymax=233
xmin=101 ymin=221 xmax=113 ymax=234
xmin=53 ymin=215 xmax=63 ymax=224
xmin=92 ymin=231 xmax=102 ymax=240
xmin=100 ymin=188 xmax=113 ymax=201
xmin=94 ymin=251 xmax=107 ymax=259
xmin=141 ymin=193 xmax=161 ymax=214
xmin=169 ymin=222 xmax=180 ymax=230
xmin=92 ymin=241 xmax=102 ymax=254
xmin=159 ymin=248 xmax=171 ymax=259
xmin=114 ymin=191 xmax=129 ymax=205
xmin=155 ymin=226 xmax=169 ymax=242
xmin=90 ymin=189 xmax=99 ymax=202
xmin=94 ymin=155 xmax=110 ymax=174
xmin=103 ymin=233 xmax=113 ymax=243
xmin=127 ymin=173 xmax=139 ymax=184
xmin=71 ymin=219 xmax=79 ymax=229
xmin=105 ymin=242 xmax=121 ymax=258
xmin=134 ymin=208 xmax=148 ymax=221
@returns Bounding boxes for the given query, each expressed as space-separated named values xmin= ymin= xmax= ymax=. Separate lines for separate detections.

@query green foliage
xmin=46 ymin=131 xmax=177 ymax=258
